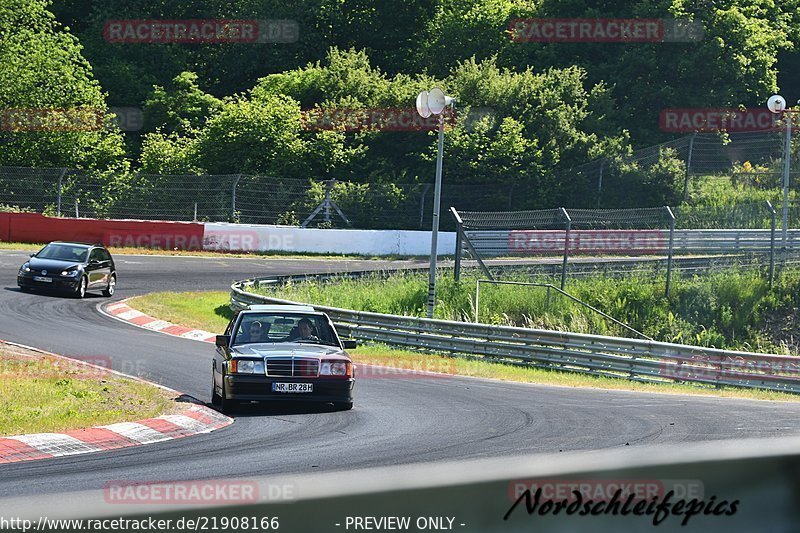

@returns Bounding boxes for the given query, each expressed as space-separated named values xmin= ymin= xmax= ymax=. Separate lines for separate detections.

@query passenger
xmin=243 ymin=320 xmax=269 ymax=343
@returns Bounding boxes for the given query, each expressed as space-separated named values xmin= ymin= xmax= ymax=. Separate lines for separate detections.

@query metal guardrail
xmin=487 ymin=253 xmax=800 ymax=280
xmin=231 ymin=272 xmax=800 ymax=395
xmin=465 ymin=228 xmax=800 ymax=256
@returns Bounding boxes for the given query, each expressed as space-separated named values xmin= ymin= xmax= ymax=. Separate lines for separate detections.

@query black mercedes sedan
xmin=17 ymin=242 xmax=116 ymax=298
xmin=213 ymin=304 xmax=357 ymax=413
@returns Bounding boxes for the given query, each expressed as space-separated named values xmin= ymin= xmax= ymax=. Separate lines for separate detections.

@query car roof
xmin=47 ymin=241 xmax=101 ymax=248
xmin=244 ymin=304 xmax=317 ymax=313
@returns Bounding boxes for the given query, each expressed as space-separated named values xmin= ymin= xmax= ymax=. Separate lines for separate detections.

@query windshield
xmin=35 ymin=244 xmax=89 ymax=263
xmin=232 ymin=313 xmax=339 ymax=347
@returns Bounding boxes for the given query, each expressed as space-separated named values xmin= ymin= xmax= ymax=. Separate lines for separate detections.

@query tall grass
xmin=676 ymin=175 xmax=800 ymax=229
xmin=260 ymin=267 xmax=800 ymax=353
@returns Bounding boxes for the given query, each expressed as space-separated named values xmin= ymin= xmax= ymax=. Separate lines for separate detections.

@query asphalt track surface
xmin=2 ymin=250 xmax=800 ymax=500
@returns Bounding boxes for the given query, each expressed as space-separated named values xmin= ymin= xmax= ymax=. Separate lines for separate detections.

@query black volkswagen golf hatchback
xmin=17 ymin=242 xmax=117 ymax=298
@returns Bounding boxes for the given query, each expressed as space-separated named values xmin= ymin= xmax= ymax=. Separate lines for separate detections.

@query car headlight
xmin=20 ymin=263 xmax=30 ymax=273
xmin=61 ymin=269 xmax=79 ymax=277
xmin=320 ymin=361 xmax=350 ymax=376
xmin=231 ymin=359 xmax=264 ymax=374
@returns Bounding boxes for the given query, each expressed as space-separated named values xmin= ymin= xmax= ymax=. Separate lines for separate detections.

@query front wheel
xmin=103 ymin=274 xmax=116 ymax=297
xmin=75 ymin=276 xmax=88 ymax=299
xmin=219 ymin=378 xmax=237 ymax=414
xmin=211 ymin=373 xmax=222 ymax=406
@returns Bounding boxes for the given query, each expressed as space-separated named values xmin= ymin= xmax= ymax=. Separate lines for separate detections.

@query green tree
xmin=0 ymin=0 xmax=126 ymax=170
xmin=501 ymin=0 xmax=800 ymax=143
xmin=143 ymin=72 xmax=222 ymax=136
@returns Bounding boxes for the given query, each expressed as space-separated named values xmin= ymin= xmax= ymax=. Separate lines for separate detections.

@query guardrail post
xmin=451 ymin=207 xmax=464 ymax=282
xmin=596 ymin=160 xmax=604 ymax=209
xmin=782 ymin=115 xmax=791 ymax=255
xmin=451 ymin=208 xmax=493 ymax=281
xmin=683 ymin=132 xmax=697 ymax=200
xmin=767 ymin=200 xmax=776 ymax=287
xmin=560 ymin=207 xmax=571 ymax=291
xmin=56 ymin=168 xmax=66 ymax=217
xmin=665 ymin=206 xmax=676 ymax=298
xmin=324 ymin=179 xmax=333 ymax=223
xmin=231 ymin=174 xmax=241 ymax=222
xmin=474 ymin=280 xmax=480 ymax=323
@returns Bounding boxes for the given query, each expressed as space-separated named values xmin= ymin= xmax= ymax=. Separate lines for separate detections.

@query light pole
xmin=767 ymin=95 xmax=792 ymax=250
xmin=417 ymin=88 xmax=454 ymax=319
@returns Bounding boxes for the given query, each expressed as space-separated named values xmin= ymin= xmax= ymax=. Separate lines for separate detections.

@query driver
xmin=290 ymin=318 xmax=319 ymax=341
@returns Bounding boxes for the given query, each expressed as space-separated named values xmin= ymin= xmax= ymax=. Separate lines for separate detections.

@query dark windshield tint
xmin=36 ymin=244 xmax=89 ymax=262
xmin=232 ymin=313 xmax=338 ymax=347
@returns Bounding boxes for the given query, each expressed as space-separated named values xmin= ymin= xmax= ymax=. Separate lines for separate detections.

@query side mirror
xmin=343 ymin=339 xmax=357 ymax=350
xmin=29 ymin=253 xmax=35 ymax=257
xmin=215 ymin=335 xmax=230 ymax=348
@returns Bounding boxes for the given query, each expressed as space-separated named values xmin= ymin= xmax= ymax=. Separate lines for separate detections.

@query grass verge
xmin=0 ymin=241 xmax=421 ymax=261
xmin=0 ymin=343 xmax=178 ymax=436
xmin=127 ymin=291 xmax=800 ymax=402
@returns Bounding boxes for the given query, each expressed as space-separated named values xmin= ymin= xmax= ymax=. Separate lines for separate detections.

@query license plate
xmin=33 ymin=276 xmax=52 ymax=283
xmin=272 ymin=383 xmax=313 ymax=393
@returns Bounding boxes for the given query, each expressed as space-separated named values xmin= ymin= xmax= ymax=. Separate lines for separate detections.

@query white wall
xmin=203 ymin=223 xmax=457 ymax=256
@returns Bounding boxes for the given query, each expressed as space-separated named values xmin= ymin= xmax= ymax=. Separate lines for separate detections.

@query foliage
xmin=9 ymin=0 xmax=800 ymax=219
xmin=0 ymin=0 xmax=127 ymax=171
xmin=143 ymin=72 xmax=222 ymax=136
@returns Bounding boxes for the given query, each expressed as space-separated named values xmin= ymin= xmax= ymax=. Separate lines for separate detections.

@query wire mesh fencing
xmin=0 ymin=125 xmax=797 ymax=230
xmin=568 ymin=129 xmax=789 ymax=208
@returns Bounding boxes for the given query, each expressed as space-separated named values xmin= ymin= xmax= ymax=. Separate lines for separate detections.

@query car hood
xmin=231 ymin=343 xmax=349 ymax=360
xmin=27 ymin=257 xmax=81 ymax=271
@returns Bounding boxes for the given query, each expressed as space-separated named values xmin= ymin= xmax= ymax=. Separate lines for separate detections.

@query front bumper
xmin=225 ymin=374 xmax=354 ymax=403
xmin=17 ymin=273 xmax=80 ymax=292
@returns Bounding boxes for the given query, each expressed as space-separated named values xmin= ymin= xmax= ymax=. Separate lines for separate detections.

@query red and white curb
xmin=103 ymin=301 xmax=216 ymax=343
xmin=0 ymin=341 xmax=232 ymax=465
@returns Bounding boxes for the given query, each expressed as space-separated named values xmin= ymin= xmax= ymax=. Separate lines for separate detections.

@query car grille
xmin=265 ymin=357 xmax=319 ymax=377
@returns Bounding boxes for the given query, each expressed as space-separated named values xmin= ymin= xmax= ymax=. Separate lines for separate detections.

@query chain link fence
xmin=0 ymin=167 xmax=526 ymax=230
xmin=1 ymin=128 xmax=798 ymax=230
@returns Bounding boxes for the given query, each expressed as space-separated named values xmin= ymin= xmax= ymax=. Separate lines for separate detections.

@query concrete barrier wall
xmin=0 ymin=214 xmax=456 ymax=256
xmin=2 ymin=213 xmax=204 ymax=250
xmin=202 ymin=222 xmax=456 ymax=256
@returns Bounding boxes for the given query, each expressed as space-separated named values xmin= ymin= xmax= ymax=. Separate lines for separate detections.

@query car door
xmin=86 ymin=248 xmax=109 ymax=288
xmin=99 ymin=248 xmax=114 ymax=286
